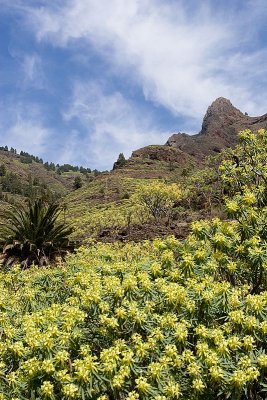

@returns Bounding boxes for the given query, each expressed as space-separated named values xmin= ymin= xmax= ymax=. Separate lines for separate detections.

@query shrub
xmin=1 ymin=236 xmax=267 ymax=399
xmin=132 ymin=182 xmax=181 ymax=221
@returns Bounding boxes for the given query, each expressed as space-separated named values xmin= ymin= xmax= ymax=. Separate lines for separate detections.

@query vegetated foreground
xmin=1 ymin=129 xmax=267 ymax=399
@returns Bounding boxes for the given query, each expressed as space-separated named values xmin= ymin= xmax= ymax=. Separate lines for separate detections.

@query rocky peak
xmin=165 ymin=97 xmax=267 ymax=159
xmin=200 ymin=97 xmax=245 ymax=137
xmin=205 ymin=97 xmax=241 ymax=116
xmin=130 ymin=97 xmax=267 ymax=165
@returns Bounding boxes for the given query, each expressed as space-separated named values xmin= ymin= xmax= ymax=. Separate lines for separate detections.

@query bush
xmin=132 ymin=182 xmax=181 ymax=222
xmin=1 ymin=130 xmax=267 ymax=399
xmin=1 ymin=235 xmax=267 ymax=399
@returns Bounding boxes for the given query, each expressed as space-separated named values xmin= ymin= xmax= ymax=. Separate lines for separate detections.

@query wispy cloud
xmin=21 ymin=53 xmax=45 ymax=88
xmin=62 ymin=81 xmax=168 ymax=169
xmin=1 ymin=0 xmax=267 ymax=169
xmin=7 ymin=44 xmax=46 ymax=89
xmin=25 ymin=0 xmax=267 ymax=117
xmin=0 ymin=100 xmax=52 ymax=156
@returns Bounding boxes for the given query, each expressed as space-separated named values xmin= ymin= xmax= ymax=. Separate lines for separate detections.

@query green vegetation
xmin=0 ymin=145 xmax=101 ymax=209
xmin=64 ymin=178 xmax=184 ymax=240
xmin=74 ymin=176 xmax=83 ymax=190
xmin=133 ymin=182 xmax=181 ymax=221
xmin=1 ymin=129 xmax=267 ymax=398
xmin=113 ymin=152 xmax=127 ymax=169
xmin=0 ymin=199 xmax=73 ymax=268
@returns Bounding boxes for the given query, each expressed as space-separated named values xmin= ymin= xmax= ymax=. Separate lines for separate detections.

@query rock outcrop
xmin=166 ymin=97 xmax=267 ymax=159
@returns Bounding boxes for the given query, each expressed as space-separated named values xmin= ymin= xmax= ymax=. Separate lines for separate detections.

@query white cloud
xmin=0 ymin=101 xmax=52 ymax=156
xmin=21 ymin=54 xmax=45 ymax=88
xmin=2 ymin=0 xmax=267 ymax=169
xmin=62 ymin=81 xmax=168 ymax=169
xmin=4 ymin=119 xmax=50 ymax=155
xmin=7 ymin=44 xmax=46 ymax=89
xmin=27 ymin=0 xmax=267 ymax=118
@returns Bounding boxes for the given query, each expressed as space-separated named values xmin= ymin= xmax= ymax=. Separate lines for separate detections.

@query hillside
xmin=2 ymin=97 xmax=267 ymax=244
xmin=65 ymin=97 xmax=267 ymax=243
xmin=0 ymin=148 xmax=98 ymax=211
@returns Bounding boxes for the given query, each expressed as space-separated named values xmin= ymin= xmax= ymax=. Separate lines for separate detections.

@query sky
xmin=1 ymin=0 xmax=267 ymax=170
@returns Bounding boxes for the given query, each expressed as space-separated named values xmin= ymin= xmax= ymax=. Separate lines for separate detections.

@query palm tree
xmin=0 ymin=199 xmax=73 ymax=268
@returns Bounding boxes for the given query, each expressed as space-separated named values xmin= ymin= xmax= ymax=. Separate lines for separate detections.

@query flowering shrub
xmin=0 ymin=233 xmax=267 ymax=399
xmin=132 ymin=182 xmax=181 ymax=221
xmin=1 ymin=129 xmax=267 ymax=399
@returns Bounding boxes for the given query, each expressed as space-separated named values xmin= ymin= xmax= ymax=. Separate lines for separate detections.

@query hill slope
xmin=2 ymin=97 xmax=267 ymax=243
xmin=0 ymin=148 xmax=97 ymax=210
xmin=66 ymin=97 xmax=267 ymax=242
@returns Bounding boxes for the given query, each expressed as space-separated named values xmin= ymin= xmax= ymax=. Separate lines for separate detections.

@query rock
xmin=131 ymin=145 xmax=193 ymax=163
xmin=166 ymin=97 xmax=267 ymax=159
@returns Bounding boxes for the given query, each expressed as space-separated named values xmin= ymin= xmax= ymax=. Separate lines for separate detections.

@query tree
xmin=113 ymin=153 xmax=126 ymax=169
xmin=0 ymin=164 xmax=6 ymax=176
xmin=0 ymin=199 xmax=73 ymax=268
xmin=73 ymin=176 xmax=83 ymax=190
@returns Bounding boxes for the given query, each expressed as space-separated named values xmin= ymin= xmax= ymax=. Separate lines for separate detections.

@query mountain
xmin=166 ymin=97 xmax=267 ymax=158
xmin=65 ymin=97 xmax=267 ymax=243
xmin=129 ymin=97 xmax=267 ymax=165
xmin=2 ymin=97 xmax=267 ymax=244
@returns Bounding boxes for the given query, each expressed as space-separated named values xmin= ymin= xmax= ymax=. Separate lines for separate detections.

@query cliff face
xmin=166 ymin=97 xmax=267 ymax=159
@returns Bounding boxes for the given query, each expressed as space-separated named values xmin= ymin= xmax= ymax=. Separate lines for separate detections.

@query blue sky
xmin=1 ymin=0 xmax=267 ymax=170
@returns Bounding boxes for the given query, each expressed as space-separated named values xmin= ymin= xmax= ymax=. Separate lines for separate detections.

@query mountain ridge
xmin=130 ymin=97 xmax=267 ymax=164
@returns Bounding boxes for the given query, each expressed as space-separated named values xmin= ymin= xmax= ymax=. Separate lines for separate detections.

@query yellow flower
xmin=196 ymin=342 xmax=209 ymax=357
xmin=246 ymin=367 xmax=260 ymax=381
xmin=243 ymin=335 xmax=254 ymax=350
xmin=164 ymin=344 xmax=177 ymax=358
xmin=112 ymin=373 xmax=126 ymax=388
xmin=122 ymin=350 xmax=134 ymax=366
xmin=258 ymin=354 xmax=267 ymax=368
xmin=205 ymin=351 xmax=219 ymax=366
xmin=217 ymin=340 xmax=229 ymax=356
xmin=195 ymin=325 xmax=209 ymax=338
xmin=192 ymin=378 xmax=205 ymax=392
xmin=164 ymin=381 xmax=181 ymax=398
xmin=227 ymin=336 xmax=241 ymax=350
xmin=62 ymin=384 xmax=78 ymax=398
xmin=209 ymin=366 xmax=223 ymax=381
xmin=175 ymin=323 xmax=188 ymax=342
xmin=243 ymin=191 xmax=256 ymax=206
xmin=54 ymin=350 xmax=69 ymax=365
xmin=135 ymin=377 xmax=151 ymax=394
xmin=40 ymin=381 xmax=54 ymax=398
xmin=187 ymin=362 xmax=202 ymax=377
xmin=225 ymin=200 xmax=239 ymax=214
xmin=126 ymin=391 xmax=140 ymax=400
xmin=10 ymin=341 xmax=25 ymax=357
xmin=148 ymin=362 xmax=164 ymax=381
xmin=230 ymin=369 xmax=247 ymax=387
xmin=42 ymin=359 xmax=55 ymax=374
xmin=229 ymin=310 xmax=244 ymax=324
xmin=227 ymin=262 xmax=237 ymax=272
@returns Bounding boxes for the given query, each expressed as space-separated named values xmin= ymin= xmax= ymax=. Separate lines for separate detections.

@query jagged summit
xmin=204 ymin=97 xmax=240 ymax=115
xmin=130 ymin=97 xmax=267 ymax=165
xmin=166 ymin=97 xmax=267 ymax=159
xmin=201 ymin=97 xmax=246 ymax=137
